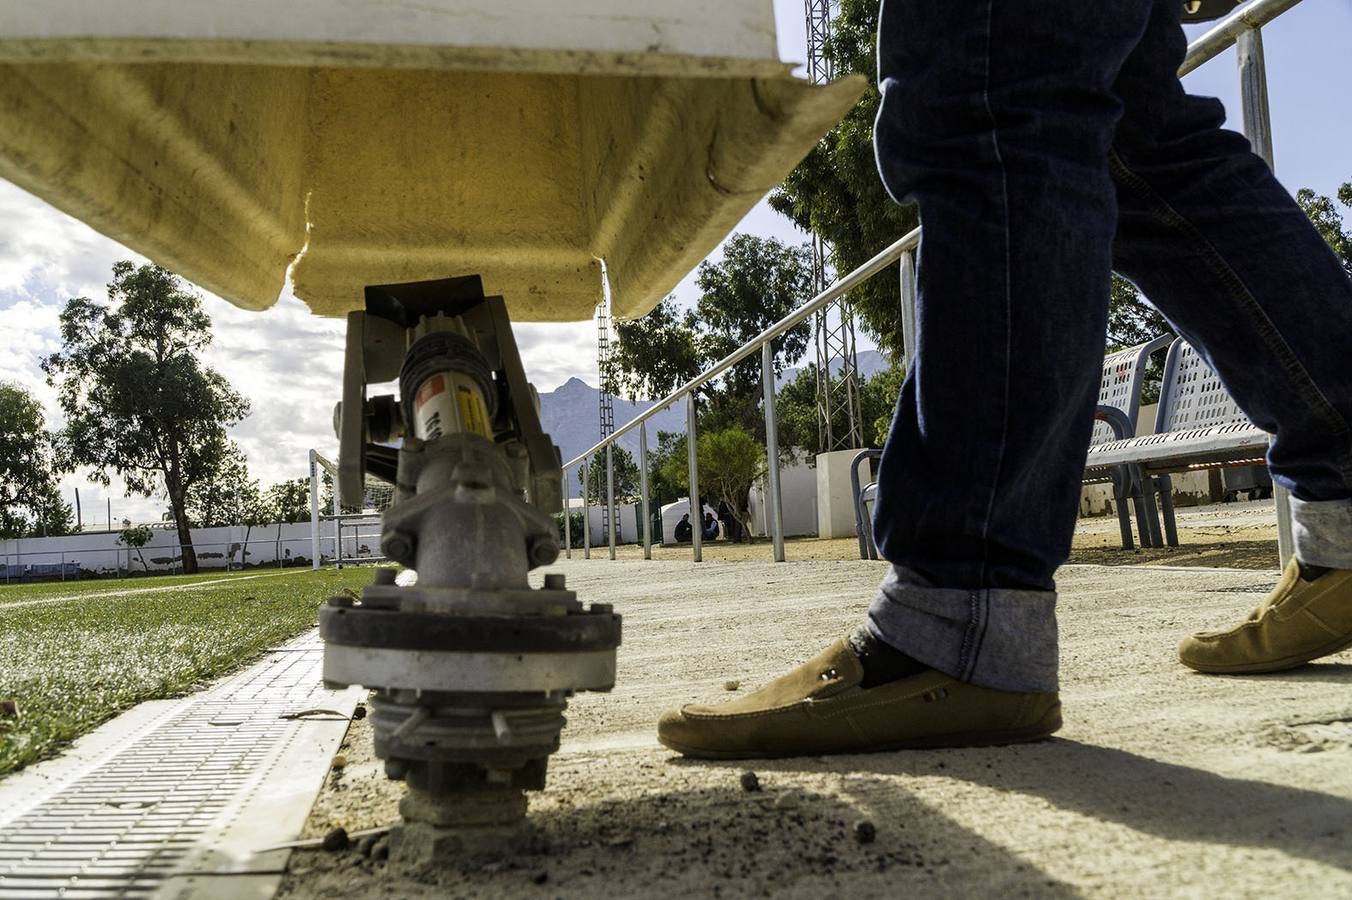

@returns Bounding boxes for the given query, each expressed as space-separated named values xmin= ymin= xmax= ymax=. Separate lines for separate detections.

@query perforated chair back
xmin=1154 ymin=339 xmax=1254 ymax=434
xmin=1090 ymin=334 xmax=1173 ymax=446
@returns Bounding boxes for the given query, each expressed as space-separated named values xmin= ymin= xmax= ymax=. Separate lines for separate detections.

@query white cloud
xmin=0 ymin=184 xmax=617 ymax=526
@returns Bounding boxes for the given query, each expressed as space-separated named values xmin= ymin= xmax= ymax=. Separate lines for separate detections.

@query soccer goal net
xmin=308 ymin=450 xmax=395 ymax=569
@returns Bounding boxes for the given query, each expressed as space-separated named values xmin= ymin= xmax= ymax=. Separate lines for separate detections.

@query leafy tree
xmin=606 ymin=234 xmax=813 ymax=439
xmin=769 ymin=0 xmax=917 ymax=356
xmin=117 ymin=524 xmax=154 ymax=572
xmin=0 ymin=383 xmax=75 ymax=538
xmin=603 ymin=299 xmax=699 ymax=403
xmin=1107 ymin=276 xmax=1170 ymax=351
xmin=264 ymin=478 xmax=312 ymax=524
xmin=860 ymin=365 xmax=905 ymax=448
xmin=654 ymin=432 xmax=692 ymax=509
xmin=553 ymin=509 xmax=586 ymax=544
xmin=646 ymin=430 xmax=690 ymax=510
xmin=582 ymin=445 xmax=641 ymax=506
xmin=186 ymin=443 xmax=269 ymax=568
xmin=261 ymin=477 xmax=311 ymax=565
xmin=42 ymin=262 xmax=250 ymax=573
xmin=696 ymin=427 xmax=765 ymax=541
xmin=775 ymin=367 xmax=821 ymax=458
xmin=1296 ymin=180 xmax=1352 ymax=276
xmin=777 ymin=362 xmax=905 ymax=456
xmin=185 ymin=442 xmax=254 ymax=527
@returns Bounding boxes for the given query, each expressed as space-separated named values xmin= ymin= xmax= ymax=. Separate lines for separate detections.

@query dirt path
xmin=279 ymin=556 xmax=1352 ymax=898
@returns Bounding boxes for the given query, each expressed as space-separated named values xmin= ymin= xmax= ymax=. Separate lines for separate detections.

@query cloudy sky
xmin=1 ymin=1 xmax=1347 ymax=526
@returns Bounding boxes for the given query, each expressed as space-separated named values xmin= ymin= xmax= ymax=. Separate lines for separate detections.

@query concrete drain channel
xmin=0 ymin=633 xmax=360 ymax=899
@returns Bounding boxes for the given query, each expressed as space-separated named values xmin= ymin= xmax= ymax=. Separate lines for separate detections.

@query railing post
xmin=308 ymin=449 xmax=322 ymax=571
xmin=639 ymin=421 xmax=652 ymax=560
xmin=582 ymin=460 xmax=591 ymax=559
xmin=563 ymin=469 xmax=572 ymax=560
xmin=606 ymin=443 xmax=617 ymax=560
xmin=762 ymin=341 xmax=786 ymax=562
xmin=687 ymin=394 xmax=702 ymax=563
xmin=899 ymin=249 xmax=918 ymax=366
xmin=1238 ymin=24 xmax=1294 ymax=569
xmin=1237 ymin=27 xmax=1274 ymax=169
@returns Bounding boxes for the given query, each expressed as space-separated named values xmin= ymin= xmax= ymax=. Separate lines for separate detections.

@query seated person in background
xmin=702 ymin=512 xmax=720 ymax=542
xmin=673 ymin=513 xmax=692 ymax=543
xmin=717 ymin=501 xmax=743 ymax=542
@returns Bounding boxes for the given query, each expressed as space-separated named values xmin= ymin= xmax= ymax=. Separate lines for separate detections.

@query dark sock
xmin=848 ymin=626 xmax=929 ymax=688
xmin=1298 ymin=560 xmax=1332 ymax=582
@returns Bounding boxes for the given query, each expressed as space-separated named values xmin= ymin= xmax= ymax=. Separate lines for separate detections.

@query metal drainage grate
xmin=0 ymin=633 xmax=356 ymax=900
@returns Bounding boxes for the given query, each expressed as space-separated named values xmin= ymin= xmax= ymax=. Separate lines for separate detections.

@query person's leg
xmin=865 ymin=0 xmax=1155 ymax=693
xmin=1103 ymin=2 xmax=1352 ymax=672
xmin=657 ymin=0 xmax=1157 ymax=758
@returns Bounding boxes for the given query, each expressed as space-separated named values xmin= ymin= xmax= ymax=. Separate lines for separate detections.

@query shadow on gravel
xmin=682 ymin=740 xmax=1352 ymax=874
xmin=283 ymin=782 xmax=1080 ymax=898
xmin=1068 ymin=540 xmax=1279 ymax=570
xmin=1204 ymin=661 xmax=1352 ymax=685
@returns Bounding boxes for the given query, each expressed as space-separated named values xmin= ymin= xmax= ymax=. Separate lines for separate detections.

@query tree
xmin=606 ymin=234 xmax=814 ymax=440
xmin=264 ymin=479 xmax=312 ymax=524
xmin=654 ymin=432 xmax=693 ymax=509
xmin=118 ymin=524 xmax=154 ymax=572
xmin=769 ymin=0 xmax=918 ymax=357
xmin=185 ymin=442 xmax=253 ymax=527
xmin=647 ymin=430 xmax=690 ymax=510
xmin=1296 ymin=180 xmax=1352 ymax=277
xmin=262 ymin=477 xmax=310 ymax=566
xmin=583 ymin=445 xmax=640 ymax=506
xmin=859 ymin=365 xmax=905 ymax=448
xmin=1107 ymin=276 xmax=1170 ymax=351
xmin=0 ymin=383 xmax=75 ymax=538
xmin=697 ymin=427 xmax=765 ymax=541
xmin=185 ymin=443 xmax=269 ymax=568
xmin=777 ymin=362 xmax=905 ymax=457
xmin=42 ymin=262 xmax=249 ymax=573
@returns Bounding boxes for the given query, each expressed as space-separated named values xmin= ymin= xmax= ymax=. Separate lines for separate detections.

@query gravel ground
xmin=578 ymin=498 xmax=1282 ymax=570
xmin=279 ymin=550 xmax=1352 ymax=898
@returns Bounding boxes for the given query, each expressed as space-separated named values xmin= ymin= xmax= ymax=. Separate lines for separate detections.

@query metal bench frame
xmin=1086 ymin=337 xmax=1271 ymax=546
xmin=1086 ymin=334 xmax=1175 ymax=550
xmin=851 ymin=333 xmax=1174 ymax=560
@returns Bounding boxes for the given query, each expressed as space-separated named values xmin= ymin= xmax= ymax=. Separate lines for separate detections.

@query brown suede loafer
xmin=1179 ymin=560 xmax=1352 ymax=674
xmin=656 ymin=639 xmax=1061 ymax=759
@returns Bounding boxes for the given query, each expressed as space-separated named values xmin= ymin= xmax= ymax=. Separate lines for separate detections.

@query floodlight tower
xmin=806 ymin=0 xmax=864 ymax=451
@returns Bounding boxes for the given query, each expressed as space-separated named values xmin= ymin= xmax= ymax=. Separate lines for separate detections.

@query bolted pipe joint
xmin=381 ymin=529 xmax=417 ymax=566
xmin=528 ymin=536 xmax=559 ymax=568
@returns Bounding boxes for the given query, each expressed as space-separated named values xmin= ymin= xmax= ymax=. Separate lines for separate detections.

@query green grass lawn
xmin=0 ymin=568 xmax=301 ymax=606
xmin=0 ymin=567 xmax=377 ymax=776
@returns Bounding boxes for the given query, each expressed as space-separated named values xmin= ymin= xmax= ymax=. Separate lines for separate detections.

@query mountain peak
xmin=555 ymin=376 xmax=594 ymax=393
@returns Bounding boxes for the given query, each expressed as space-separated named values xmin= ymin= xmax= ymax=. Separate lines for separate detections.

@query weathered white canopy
xmin=0 ymin=1 xmax=862 ymax=321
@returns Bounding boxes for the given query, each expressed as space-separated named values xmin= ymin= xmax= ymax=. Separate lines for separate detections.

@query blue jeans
xmin=867 ymin=0 xmax=1352 ymax=692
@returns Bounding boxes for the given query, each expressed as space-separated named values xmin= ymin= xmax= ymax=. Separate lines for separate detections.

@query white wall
xmin=0 ymin=515 xmax=382 ymax=577
xmin=747 ymin=457 xmax=819 ymax=538
xmin=816 ymin=449 xmax=872 ymax=539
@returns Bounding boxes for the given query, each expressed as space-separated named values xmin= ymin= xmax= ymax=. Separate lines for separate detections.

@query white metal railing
xmin=562 ymin=0 xmax=1304 ymax=564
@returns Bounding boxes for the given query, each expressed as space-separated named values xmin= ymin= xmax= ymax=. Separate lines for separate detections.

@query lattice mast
xmin=806 ymin=0 xmax=864 ymax=451
xmin=596 ymin=293 xmax=616 ymax=525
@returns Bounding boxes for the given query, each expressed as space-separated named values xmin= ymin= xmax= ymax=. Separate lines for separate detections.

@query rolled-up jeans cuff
xmin=866 ymin=565 xmax=1059 ymax=693
xmin=1289 ymin=496 xmax=1352 ymax=569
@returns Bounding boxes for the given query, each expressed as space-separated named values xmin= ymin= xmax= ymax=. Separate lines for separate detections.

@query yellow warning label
xmin=457 ymin=386 xmax=493 ymax=438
